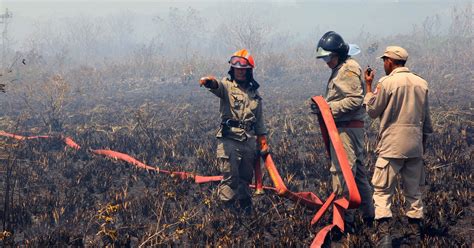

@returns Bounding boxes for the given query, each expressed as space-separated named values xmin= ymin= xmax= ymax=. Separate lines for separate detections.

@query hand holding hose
xmin=257 ymin=135 xmax=270 ymax=156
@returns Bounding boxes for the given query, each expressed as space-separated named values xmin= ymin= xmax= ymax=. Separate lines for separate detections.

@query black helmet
xmin=316 ymin=31 xmax=349 ymax=58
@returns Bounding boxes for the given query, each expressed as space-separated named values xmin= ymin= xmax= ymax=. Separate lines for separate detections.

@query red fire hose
xmin=309 ymin=96 xmax=361 ymax=247
xmin=0 ymin=96 xmax=360 ymax=247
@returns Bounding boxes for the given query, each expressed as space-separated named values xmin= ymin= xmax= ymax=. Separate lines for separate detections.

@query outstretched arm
xmin=200 ymin=76 xmax=225 ymax=99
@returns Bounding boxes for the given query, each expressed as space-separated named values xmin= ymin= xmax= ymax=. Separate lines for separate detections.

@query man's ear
xmin=333 ymin=54 xmax=340 ymax=64
xmin=387 ymin=58 xmax=395 ymax=67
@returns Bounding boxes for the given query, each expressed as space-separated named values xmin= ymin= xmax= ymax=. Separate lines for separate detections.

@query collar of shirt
xmin=389 ymin=67 xmax=410 ymax=76
xmin=331 ymin=57 xmax=353 ymax=73
xmin=231 ymin=79 xmax=259 ymax=92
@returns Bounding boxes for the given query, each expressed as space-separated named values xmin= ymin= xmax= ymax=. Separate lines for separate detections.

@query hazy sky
xmin=0 ymin=0 xmax=470 ymax=51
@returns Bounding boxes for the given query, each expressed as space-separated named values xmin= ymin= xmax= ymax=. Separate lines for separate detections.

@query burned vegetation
xmin=0 ymin=5 xmax=472 ymax=248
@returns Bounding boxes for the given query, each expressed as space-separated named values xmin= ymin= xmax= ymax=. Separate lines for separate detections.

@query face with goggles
xmin=229 ymin=56 xmax=253 ymax=83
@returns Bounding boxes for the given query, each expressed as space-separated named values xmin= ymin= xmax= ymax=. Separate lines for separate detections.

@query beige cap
xmin=379 ymin=46 xmax=408 ymax=61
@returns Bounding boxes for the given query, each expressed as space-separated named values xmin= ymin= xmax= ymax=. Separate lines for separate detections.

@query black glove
xmin=199 ymin=76 xmax=218 ymax=89
xmin=310 ymin=103 xmax=320 ymax=114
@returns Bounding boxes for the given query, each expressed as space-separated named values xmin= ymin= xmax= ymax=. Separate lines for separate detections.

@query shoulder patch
xmin=368 ymin=96 xmax=376 ymax=105
xmin=344 ymin=60 xmax=362 ymax=76
xmin=344 ymin=69 xmax=359 ymax=78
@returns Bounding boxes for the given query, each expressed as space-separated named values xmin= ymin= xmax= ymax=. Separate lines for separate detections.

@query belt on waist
xmin=221 ymin=119 xmax=254 ymax=131
xmin=335 ymin=120 xmax=364 ymax=128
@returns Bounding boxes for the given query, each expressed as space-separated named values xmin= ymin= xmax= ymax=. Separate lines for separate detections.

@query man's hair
xmin=383 ymin=57 xmax=407 ymax=66
xmin=392 ymin=59 xmax=406 ymax=66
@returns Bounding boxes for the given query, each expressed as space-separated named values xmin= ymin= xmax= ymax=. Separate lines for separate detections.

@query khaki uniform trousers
xmin=330 ymin=127 xmax=375 ymax=222
xmin=216 ymin=137 xmax=256 ymax=202
xmin=372 ymin=156 xmax=424 ymax=219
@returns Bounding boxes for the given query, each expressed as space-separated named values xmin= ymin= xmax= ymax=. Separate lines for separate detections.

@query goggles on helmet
xmin=316 ymin=46 xmax=332 ymax=59
xmin=229 ymin=56 xmax=253 ymax=68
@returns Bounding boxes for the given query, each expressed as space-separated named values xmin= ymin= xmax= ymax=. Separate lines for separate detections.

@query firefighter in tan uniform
xmin=199 ymin=49 xmax=268 ymax=214
xmin=314 ymin=31 xmax=375 ymax=233
xmin=364 ymin=46 xmax=433 ymax=247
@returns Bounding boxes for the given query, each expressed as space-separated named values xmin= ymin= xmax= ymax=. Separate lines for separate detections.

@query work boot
xmin=329 ymin=227 xmax=344 ymax=244
xmin=375 ymin=218 xmax=392 ymax=248
xmin=238 ymin=198 xmax=253 ymax=216
xmin=344 ymin=220 xmax=356 ymax=234
xmin=405 ymin=218 xmax=422 ymax=247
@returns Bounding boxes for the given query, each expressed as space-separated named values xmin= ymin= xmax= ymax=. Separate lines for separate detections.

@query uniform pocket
xmin=216 ymin=140 xmax=230 ymax=159
xmin=248 ymin=97 xmax=259 ymax=112
xmin=230 ymin=93 xmax=245 ymax=110
xmin=371 ymin=157 xmax=390 ymax=188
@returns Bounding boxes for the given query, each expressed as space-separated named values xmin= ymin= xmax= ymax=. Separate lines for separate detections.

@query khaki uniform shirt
xmin=210 ymin=77 xmax=267 ymax=141
xmin=364 ymin=67 xmax=433 ymax=158
xmin=325 ymin=58 xmax=366 ymax=122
